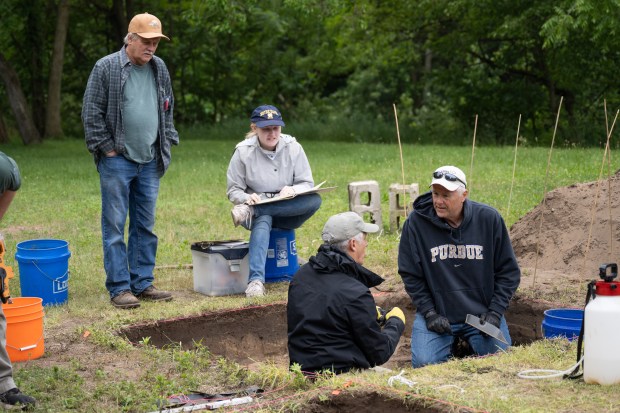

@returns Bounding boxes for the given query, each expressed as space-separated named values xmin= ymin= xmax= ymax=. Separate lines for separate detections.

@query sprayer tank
xmin=583 ymin=284 xmax=620 ymax=385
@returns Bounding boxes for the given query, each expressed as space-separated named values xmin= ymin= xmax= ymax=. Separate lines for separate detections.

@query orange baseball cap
xmin=128 ymin=13 xmax=170 ymax=40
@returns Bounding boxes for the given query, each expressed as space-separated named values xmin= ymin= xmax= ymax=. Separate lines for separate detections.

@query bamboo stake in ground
xmin=393 ymin=104 xmax=409 ymax=218
xmin=603 ymin=101 xmax=612 ymax=264
xmin=506 ymin=114 xmax=522 ymax=220
xmin=606 ymin=126 xmax=614 ymax=263
xmin=469 ymin=115 xmax=478 ymax=195
xmin=532 ymin=97 xmax=563 ymax=290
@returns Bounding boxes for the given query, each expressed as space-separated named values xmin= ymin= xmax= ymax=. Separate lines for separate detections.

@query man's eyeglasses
xmin=433 ymin=171 xmax=467 ymax=187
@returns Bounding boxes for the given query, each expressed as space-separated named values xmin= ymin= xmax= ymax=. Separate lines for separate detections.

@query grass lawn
xmin=1 ymin=137 xmax=618 ymax=412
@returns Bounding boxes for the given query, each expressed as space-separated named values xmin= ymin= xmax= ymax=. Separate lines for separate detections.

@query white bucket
xmin=583 ymin=283 xmax=620 ymax=385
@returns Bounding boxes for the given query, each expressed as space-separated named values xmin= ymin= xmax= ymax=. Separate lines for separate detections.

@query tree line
xmin=1 ymin=0 xmax=619 ymax=146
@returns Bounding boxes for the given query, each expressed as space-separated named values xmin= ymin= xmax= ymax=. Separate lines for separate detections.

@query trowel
xmin=465 ymin=314 xmax=509 ymax=345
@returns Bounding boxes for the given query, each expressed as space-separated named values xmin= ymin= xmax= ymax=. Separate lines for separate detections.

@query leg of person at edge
xmin=82 ymin=13 xmax=179 ymax=309
xmin=227 ymin=105 xmax=322 ymax=298
xmin=0 ymin=152 xmax=36 ymax=410
xmin=287 ymin=212 xmax=406 ymax=375
xmin=398 ymin=165 xmax=521 ymax=368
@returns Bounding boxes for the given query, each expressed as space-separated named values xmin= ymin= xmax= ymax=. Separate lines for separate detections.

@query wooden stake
xmin=532 ymin=97 xmax=563 ymax=290
xmin=393 ymin=104 xmax=408 ymax=217
xmin=607 ymin=144 xmax=614 ymax=262
xmin=469 ymin=115 xmax=478 ymax=195
xmin=506 ymin=114 xmax=521 ymax=219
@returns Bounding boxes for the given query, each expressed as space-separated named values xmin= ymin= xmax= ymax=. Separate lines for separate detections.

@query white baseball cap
xmin=430 ymin=165 xmax=467 ymax=191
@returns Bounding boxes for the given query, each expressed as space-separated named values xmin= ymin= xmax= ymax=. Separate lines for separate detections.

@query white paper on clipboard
xmin=254 ymin=181 xmax=337 ymax=205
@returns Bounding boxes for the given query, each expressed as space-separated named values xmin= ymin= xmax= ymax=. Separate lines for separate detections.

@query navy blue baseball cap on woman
xmin=250 ymin=105 xmax=285 ymax=128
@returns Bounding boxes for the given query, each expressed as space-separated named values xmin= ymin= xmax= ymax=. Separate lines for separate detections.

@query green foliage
xmin=288 ymin=363 xmax=310 ymax=389
xmin=3 ymin=0 xmax=620 ymax=145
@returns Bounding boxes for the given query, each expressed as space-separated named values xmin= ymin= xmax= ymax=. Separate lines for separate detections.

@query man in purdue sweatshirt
xmin=398 ymin=165 xmax=520 ymax=368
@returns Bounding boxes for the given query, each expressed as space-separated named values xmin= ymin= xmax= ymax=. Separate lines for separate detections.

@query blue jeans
xmin=98 ymin=155 xmax=160 ymax=298
xmin=244 ymin=194 xmax=322 ymax=283
xmin=0 ymin=308 xmax=16 ymax=393
xmin=410 ymin=312 xmax=511 ymax=368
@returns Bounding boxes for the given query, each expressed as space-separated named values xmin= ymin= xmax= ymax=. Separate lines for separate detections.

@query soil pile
xmin=510 ymin=171 xmax=620 ymax=301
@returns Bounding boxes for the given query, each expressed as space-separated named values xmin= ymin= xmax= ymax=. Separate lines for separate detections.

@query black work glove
xmin=479 ymin=310 xmax=501 ymax=329
xmin=424 ymin=309 xmax=451 ymax=335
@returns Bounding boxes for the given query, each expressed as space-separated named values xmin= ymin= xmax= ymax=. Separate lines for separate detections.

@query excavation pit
xmin=119 ymin=292 xmax=552 ymax=368
xmin=120 ymin=303 xmax=290 ymax=366
xmin=298 ymin=390 xmax=448 ymax=413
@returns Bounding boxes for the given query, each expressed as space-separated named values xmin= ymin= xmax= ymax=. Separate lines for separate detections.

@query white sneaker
xmin=231 ymin=204 xmax=253 ymax=228
xmin=245 ymin=280 xmax=265 ymax=298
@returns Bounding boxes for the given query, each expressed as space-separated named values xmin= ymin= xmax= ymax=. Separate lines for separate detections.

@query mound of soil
xmin=510 ymin=171 xmax=620 ymax=302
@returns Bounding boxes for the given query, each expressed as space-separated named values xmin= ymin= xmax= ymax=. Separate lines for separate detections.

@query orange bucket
xmin=2 ymin=297 xmax=44 ymax=362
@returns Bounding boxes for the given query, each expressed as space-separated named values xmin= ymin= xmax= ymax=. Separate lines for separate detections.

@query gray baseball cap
xmin=322 ymin=212 xmax=379 ymax=244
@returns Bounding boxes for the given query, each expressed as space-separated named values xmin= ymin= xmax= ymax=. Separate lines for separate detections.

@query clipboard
xmin=254 ymin=181 xmax=337 ymax=205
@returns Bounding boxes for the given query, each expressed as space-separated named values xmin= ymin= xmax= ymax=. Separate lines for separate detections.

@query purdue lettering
xmin=430 ymin=244 xmax=483 ymax=262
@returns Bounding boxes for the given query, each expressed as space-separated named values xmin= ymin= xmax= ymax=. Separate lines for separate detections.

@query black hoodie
xmin=287 ymin=244 xmax=405 ymax=373
xmin=398 ymin=191 xmax=520 ymax=323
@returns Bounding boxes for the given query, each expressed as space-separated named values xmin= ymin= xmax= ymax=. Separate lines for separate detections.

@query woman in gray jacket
xmin=226 ymin=105 xmax=322 ymax=297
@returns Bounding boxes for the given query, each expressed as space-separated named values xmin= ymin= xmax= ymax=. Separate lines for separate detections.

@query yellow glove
xmin=386 ymin=307 xmax=406 ymax=324
xmin=376 ymin=306 xmax=387 ymax=326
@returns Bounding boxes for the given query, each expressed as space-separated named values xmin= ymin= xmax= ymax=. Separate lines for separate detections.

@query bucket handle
xmin=30 ymin=260 xmax=70 ymax=283
xmin=6 ymin=333 xmax=44 ymax=352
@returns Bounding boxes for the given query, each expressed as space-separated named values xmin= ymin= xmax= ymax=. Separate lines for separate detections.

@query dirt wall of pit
xmin=121 ymin=289 xmax=550 ymax=371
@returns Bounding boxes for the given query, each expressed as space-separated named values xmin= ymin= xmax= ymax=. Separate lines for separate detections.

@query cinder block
xmin=348 ymin=180 xmax=382 ymax=229
xmin=388 ymin=183 xmax=419 ymax=231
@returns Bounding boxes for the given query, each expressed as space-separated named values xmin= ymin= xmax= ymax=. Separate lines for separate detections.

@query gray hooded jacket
xmin=226 ymin=134 xmax=314 ymax=205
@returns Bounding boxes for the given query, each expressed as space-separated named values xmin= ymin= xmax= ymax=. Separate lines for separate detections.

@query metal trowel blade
xmin=465 ymin=314 xmax=508 ymax=345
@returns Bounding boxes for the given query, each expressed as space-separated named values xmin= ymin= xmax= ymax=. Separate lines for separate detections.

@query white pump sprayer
xmin=583 ymin=263 xmax=620 ymax=385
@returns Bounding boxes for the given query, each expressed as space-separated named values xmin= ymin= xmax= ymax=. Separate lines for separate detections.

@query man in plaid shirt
xmin=82 ymin=12 xmax=179 ymax=309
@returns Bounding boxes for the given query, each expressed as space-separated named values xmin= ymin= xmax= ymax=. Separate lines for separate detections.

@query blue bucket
xmin=542 ymin=308 xmax=583 ymax=341
xmin=265 ymin=229 xmax=299 ymax=283
xmin=15 ymin=239 xmax=71 ymax=306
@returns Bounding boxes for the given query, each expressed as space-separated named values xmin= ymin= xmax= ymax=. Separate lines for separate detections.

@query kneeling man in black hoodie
xmin=398 ymin=165 xmax=520 ymax=368
xmin=287 ymin=212 xmax=405 ymax=375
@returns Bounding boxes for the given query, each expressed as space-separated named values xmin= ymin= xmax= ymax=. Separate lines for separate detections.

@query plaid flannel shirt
xmin=81 ymin=46 xmax=179 ymax=175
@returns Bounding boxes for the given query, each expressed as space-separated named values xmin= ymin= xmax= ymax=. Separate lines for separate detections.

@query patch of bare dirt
xmin=298 ymin=390 xmax=447 ymax=412
xmin=30 ymin=316 xmax=149 ymax=384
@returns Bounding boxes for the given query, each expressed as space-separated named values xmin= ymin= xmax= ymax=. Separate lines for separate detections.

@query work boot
xmin=137 ymin=286 xmax=173 ymax=302
xmin=0 ymin=388 xmax=36 ymax=410
xmin=111 ymin=290 xmax=140 ymax=309
xmin=231 ymin=204 xmax=253 ymax=228
xmin=245 ymin=280 xmax=265 ymax=298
